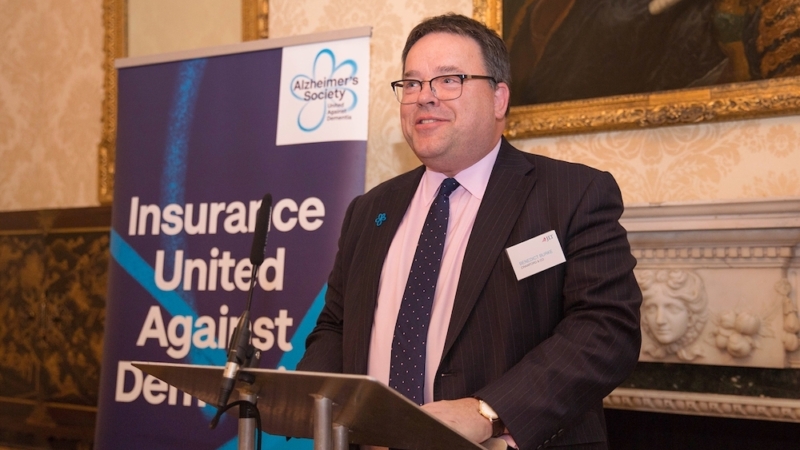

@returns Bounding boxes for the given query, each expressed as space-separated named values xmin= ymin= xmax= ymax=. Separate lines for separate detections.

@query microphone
xmin=211 ymin=310 xmax=251 ymax=428
xmin=250 ymin=193 xmax=272 ymax=266
xmin=210 ymin=193 xmax=272 ymax=429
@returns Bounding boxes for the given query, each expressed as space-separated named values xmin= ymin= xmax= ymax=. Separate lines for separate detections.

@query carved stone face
xmin=643 ymin=292 xmax=690 ymax=345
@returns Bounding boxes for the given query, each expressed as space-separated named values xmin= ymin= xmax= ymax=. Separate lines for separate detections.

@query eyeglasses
xmin=390 ymin=74 xmax=496 ymax=104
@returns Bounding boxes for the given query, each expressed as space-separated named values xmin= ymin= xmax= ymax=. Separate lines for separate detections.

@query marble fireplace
xmin=605 ymin=197 xmax=800 ymax=423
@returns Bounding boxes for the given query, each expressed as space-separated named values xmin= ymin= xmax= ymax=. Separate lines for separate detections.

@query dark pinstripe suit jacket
xmin=297 ymin=138 xmax=642 ymax=450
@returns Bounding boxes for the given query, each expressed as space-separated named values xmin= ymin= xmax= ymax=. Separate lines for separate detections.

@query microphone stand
xmin=234 ymin=264 xmax=263 ymax=450
xmin=210 ymin=263 xmax=263 ymax=450
xmin=210 ymin=193 xmax=273 ymax=450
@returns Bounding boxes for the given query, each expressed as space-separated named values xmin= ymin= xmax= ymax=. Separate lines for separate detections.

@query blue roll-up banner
xmin=95 ymin=28 xmax=371 ymax=449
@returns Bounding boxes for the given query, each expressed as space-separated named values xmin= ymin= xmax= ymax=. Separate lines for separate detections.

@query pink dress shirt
xmin=367 ymin=140 xmax=500 ymax=403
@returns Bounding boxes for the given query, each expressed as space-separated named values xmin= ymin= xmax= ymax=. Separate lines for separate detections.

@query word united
xmin=127 ymin=196 xmax=326 ymax=292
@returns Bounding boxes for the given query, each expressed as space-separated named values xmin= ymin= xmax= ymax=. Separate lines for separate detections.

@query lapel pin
xmin=375 ymin=213 xmax=387 ymax=227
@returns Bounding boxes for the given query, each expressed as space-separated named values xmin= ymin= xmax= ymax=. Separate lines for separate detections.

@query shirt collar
xmin=421 ymin=139 xmax=501 ymax=202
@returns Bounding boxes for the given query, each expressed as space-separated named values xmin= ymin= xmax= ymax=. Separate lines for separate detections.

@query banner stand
xmin=96 ymin=27 xmax=371 ymax=449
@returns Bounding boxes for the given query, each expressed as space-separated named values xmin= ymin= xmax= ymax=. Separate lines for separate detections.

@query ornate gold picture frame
xmin=474 ymin=0 xmax=800 ymax=140
xmin=98 ymin=0 xmax=269 ymax=204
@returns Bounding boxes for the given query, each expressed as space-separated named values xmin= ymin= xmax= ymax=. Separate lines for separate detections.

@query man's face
xmin=400 ymin=32 xmax=508 ymax=176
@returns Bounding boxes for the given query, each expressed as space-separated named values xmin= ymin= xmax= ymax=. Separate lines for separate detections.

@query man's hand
xmin=421 ymin=397 xmax=492 ymax=444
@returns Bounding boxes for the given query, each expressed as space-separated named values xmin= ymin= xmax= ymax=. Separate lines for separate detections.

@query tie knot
xmin=438 ymin=178 xmax=460 ymax=198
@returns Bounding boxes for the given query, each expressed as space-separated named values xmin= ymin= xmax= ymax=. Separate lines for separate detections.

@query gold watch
xmin=476 ymin=398 xmax=505 ymax=437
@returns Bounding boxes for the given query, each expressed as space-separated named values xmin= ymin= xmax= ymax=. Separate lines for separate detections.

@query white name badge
xmin=505 ymin=230 xmax=566 ymax=281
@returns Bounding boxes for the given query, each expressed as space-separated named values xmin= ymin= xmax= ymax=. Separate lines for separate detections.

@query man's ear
xmin=493 ymin=82 xmax=510 ymax=119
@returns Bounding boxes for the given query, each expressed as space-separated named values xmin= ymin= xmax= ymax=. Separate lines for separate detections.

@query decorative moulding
xmin=605 ymin=388 xmax=800 ymax=423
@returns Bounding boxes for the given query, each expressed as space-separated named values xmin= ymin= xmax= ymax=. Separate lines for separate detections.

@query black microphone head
xmin=249 ymin=193 xmax=272 ymax=266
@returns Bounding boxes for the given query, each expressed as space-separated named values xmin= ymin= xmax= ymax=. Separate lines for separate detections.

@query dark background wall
xmin=606 ymin=409 xmax=800 ymax=449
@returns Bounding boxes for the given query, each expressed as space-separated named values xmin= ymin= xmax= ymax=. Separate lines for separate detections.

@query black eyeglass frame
xmin=390 ymin=74 xmax=497 ymax=104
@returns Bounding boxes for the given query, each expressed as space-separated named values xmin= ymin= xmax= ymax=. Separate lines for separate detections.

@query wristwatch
xmin=476 ymin=398 xmax=505 ymax=437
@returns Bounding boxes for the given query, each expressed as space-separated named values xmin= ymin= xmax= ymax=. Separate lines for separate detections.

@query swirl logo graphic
xmin=290 ymin=49 xmax=359 ymax=132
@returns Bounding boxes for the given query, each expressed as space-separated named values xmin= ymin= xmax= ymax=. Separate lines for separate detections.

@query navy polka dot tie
xmin=389 ymin=177 xmax=460 ymax=405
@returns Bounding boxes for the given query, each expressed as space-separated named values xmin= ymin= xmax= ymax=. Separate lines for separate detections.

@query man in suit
xmin=297 ymin=13 xmax=642 ymax=450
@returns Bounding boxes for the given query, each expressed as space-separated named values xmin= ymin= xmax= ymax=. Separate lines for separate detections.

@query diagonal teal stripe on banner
xmin=112 ymin=228 xmax=328 ymax=445
xmin=278 ymin=284 xmax=326 ymax=370
xmin=109 ymin=229 xmax=225 ymax=366
xmin=110 ymin=229 xmax=194 ymax=318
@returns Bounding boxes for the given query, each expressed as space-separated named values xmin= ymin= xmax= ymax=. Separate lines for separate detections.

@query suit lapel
xmin=442 ymin=140 xmax=537 ymax=358
xmin=351 ymin=166 xmax=424 ymax=374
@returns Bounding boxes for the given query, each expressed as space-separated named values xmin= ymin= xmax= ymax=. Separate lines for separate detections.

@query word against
xmin=136 ymin=304 xmax=294 ymax=359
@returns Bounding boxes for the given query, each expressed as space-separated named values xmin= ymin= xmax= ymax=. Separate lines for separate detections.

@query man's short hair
xmin=402 ymin=13 xmax=511 ymax=87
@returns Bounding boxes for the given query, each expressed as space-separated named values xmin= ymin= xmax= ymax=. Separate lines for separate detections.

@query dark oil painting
xmin=503 ymin=0 xmax=800 ymax=107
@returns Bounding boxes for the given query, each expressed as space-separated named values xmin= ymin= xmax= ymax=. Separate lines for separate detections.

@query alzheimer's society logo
xmin=291 ymin=49 xmax=358 ymax=132
xmin=276 ymin=37 xmax=370 ymax=146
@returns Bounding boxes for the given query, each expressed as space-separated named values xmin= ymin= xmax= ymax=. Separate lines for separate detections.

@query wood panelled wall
xmin=0 ymin=206 xmax=110 ymax=449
